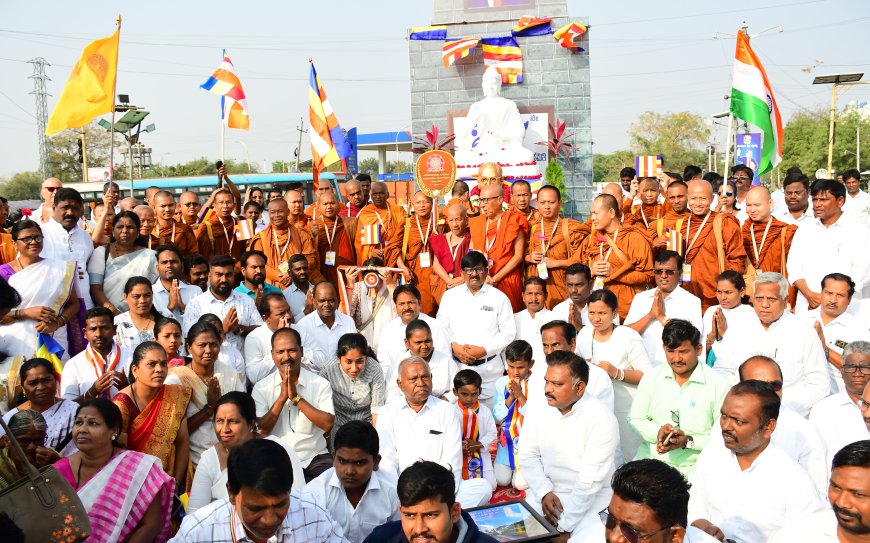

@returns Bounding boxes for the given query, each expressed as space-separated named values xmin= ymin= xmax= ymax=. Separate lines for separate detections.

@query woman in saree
xmin=54 ymin=398 xmax=174 ymax=543
xmin=112 ymin=341 xmax=191 ymax=493
xmin=186 ymin=391 xmax=305 ymax=513
xmin=0 ymin=410 xmax=57 ymax=490
xmin=0 ymin=219 xmax=81 ymax=360
xmin=87 ymin=211 xmax=157 ymax=315
xmin=113 ymin=277 xmax=159 ymax=350
xmin=163 ymin=322 xmax=244 ymax=466
xmin=429 ymin=201 xmax=471 ymax=303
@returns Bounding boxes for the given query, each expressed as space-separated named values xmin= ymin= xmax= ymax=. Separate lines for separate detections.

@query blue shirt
xmin=234 ymin=281 xmax=283 ymax=301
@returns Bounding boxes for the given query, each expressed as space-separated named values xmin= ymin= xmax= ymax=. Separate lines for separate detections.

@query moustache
xmin=410 ymin=534 xmax=434 ymax=541
xmin=722 ymin=430 xmax=736 ymax=440
xmin=545 ymin=393 xmax=556 ymax=401
xmin=833 ymin=505 xmax=862 ymax=521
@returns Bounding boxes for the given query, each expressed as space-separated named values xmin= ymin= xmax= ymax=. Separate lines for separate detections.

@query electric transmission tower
xmin=28 ymin=57 xmax=51 ymax=180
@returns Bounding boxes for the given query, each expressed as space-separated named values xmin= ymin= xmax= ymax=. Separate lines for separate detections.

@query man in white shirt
xmin=32 ymin=177 xmax=62 ymax=225
xmin=376 ymin=284 xmax=452 ymax=380
xmin=842 ymin=169 xmax=870 ymax=226
xmin=808 ymin=273 xmax=870 ymax=393
xmin=689 ymin=382 xmax=825 ymax=543
xmin=40 ymin=187 xmax=94 ymax=309
xmin=60 ymin=307 xmax=132 ymax=400
xmin=376 ymin=356 xmax=492 ymax=507
xmin=282 ymin=254 xmax=314 ymax=324
xmin=436 ymin=251 xmax=515 ymax=403
xmin=245 ymin=293 xmax=293 ymax=385
xmin=810 ymin=341 xmax=870 ymax=470
xmin=787 ymin=179 xmax=870 ymax=313
xmin=742 ymin=272 xmax=831 ymax=416
xmin=774 ymin=173 xmax=813 ymax=226
xmin=294 ymin=282 xmax=357 ymax=373
xmin=254 ymin=327 xmax=335 ymax=482
xmin=152 ymin=244 xmax=200 ymax=321
xmin=385 ymin=319 xmax=458 ymax=401
xmin=550 ymin=263 xmax=595 ymax=328
xmin=519 ymin=350 xmax=619 ymax=541
xmin=302 ymin=421 xmax=399 ymax=543
xmin=184 ymin=255 xmax=263 ymax=353
xmin=770 ymin=439 xmax=870 ymax=543
xmin=626 ymin=250 xmax=703 ymax=366
xmin=514 ymin=277 xmax=556 ymax=366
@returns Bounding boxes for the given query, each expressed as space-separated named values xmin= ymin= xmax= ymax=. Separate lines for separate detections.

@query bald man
xmin=742 ymin=186 xmax=797 ymax=291
xmin=304 ymin=182 xmax=335 ymax=223
xmin=468 ymin=183 xmax=529 ymax=312
xmin=579 ymin=193 xmax=654 ymax=320
xmin=339 ymin=179 xmax=365 ymax=218
xmin=397 ymin=192 xmax=438 ymax=316
xmin=144 ymin=186 xmax=160 ymax=207
xmin=648 ymin=180 xmax=690 ymax=252
xmin=354 ymin=181 xmax=405 ymax=266
xmin=177 ymin=191 xmax=201 ymax=226
xmin=133 ymin=204 xmax=160 ymax=249
xmin=510 ymin=180 xmax=540 ymax=224
xmin=120 ymin=197 xmax=141 ymax=212
xmin=588 ymin=183 xmax=627 ymax=228
xmin=311 ymin=191 xmax=356 ymax=288
xmin=680 ymin=180 xmax=746 ymax=311
xmin=294 ymin=281 xmax=357 ymax=372
xmin=34 ymin=177 xmax=62 ymax=225
xmin=195 ymin=188 xmax=244 ymax=263
xmin=624 ymin=178 xmax=666 ymax=234
xmin=249 ymin=198 xmax=323 ymax=288
xmin=152 ymin=190 xmax=198 ymax=255
xmin=284 ymin=188 xmax=310 ymax=229
xmin=469 ymin=162 xmax=511 ymax=210
xmin=430 ymin=203 xmax=472 ymax=302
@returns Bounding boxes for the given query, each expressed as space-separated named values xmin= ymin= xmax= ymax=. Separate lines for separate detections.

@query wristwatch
xmin=291 ymin=394 xmax=303 ymax=406
xmin=684 ymin=435 xmax=694 ymax=449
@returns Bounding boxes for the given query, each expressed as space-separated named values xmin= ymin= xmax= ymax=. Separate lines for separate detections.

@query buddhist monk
xmin=285 ymin=188 xmax=310 ymax=229
xmin=0 ymin=200 xmax=13 ymax=262
xmin=468 ymin=183 xmax=528 ymax=311
xmin=742 ymin=185 xmax=797 ymax=295
xmin=354 ymin=181 xmax=405 ymax=266
xmin=510 ymin=180 xmax=541 ymax=224
xmin=396 ymin=192 xmax=438 ymax=316
xmin=586 ymin=182 xmax=626 ymax=229
xmin=312 ymin=190 xmax=356 ymax=289
xmin=177 ymin=191 xmax=201 ymax=227
xmin=430 ymin=203 xmax=471 ymax=303
xmin=144 ymin=186 xmax=160 ymax=208
xmin=152 ymin=191 xmax=197 ymax=255
xmin=194 ymin=189 xmax=244 ymax=263
xmin=119 ymin=197 xmax=140 ymax=212
xmin=133 ymin=205 xmax=160 ymax=250
xmin=524 ymin=185 xmax=590 ymax=309
xmin=623 ymin=178 xmax=666 ymax=232
xmin=680 ymin=180 xmax=746 ymax=311
xmin=579 ymin=193 xmax=654 ymax=320
xmin=305 ymin=182 xmax=335 ymax=222
xmin=249 ymin=198 xmax=322 ymax=288
xmin=339 ymin=179 xmax=365 ymax=218
xmin=648 ymin=180 xmax=690 ymax=252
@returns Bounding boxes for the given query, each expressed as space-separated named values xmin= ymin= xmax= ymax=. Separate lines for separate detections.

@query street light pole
xmin=812 ymin=73 xmax=866 ymax=176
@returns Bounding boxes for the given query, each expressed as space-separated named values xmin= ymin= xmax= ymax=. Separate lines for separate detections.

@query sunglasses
xmin=599 ymin=509 xmax=673 ymax=543
xmin=44 ymin=186 xmax=60 ymax=192
xmin=724 ymin=191 xmax=734 ymax=197
xmin=653 ymin=269 xmax=677 ymax=276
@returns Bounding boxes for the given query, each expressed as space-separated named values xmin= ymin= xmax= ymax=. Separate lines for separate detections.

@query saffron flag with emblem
xmin=553 ymin=22 xmax=588 ymax=52
xmin=481 ymin=36 xmax=523 ymax=84
xmin=36 ymin=333 xmax=65 ymax=376
xmin=512 ymin=16 xmax=553 ymax=37
xmin=730 ymin=29 xmax=783 ymax=176
xmin=359 ymin=224 xmax=382 ymax=246
xmin=443 ymin=38 xmax=480 ymax=68
xmin=409 ymin=25 xmax=448 ymax=41
xmin=309 ymin=61 xmax=352 ymax=177
xmin=46 ymin=27 xmax=119 ymax=135
xmin=201 ymin=50 xmax=250 ymax=130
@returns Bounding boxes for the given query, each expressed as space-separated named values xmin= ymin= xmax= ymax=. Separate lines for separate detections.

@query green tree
xmin=359 ymin=158 xmax=379 ymax=177
xmin=47 ymin=121 xmax=117 ymax=183
xmin=143 ymin=158 xmax=256 ymax=179
xmin=0 ymin=171 xmax=42 ymax=200
xmin=629 ymin=111 xmax=708 ymax=172
xmin=593 ymin=150 xmax=635 ymax=183
xmin=782 ymin=108 xmax=870 ymax=176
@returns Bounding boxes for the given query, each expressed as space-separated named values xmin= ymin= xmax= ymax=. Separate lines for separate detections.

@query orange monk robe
xmin=249 ymin=224 xmax=324 ymax=287
xmin=398 ymin=215 xmax=438 ymax=316
xmin=0 ymin=232 xmax=16 ymax=264
xmin=355 ymin=203 xmax=406 ymax=266
xmin=623 ymin=203 xmax=666 ymax=236
xmin=311 ymin=215 xmax=356 ymax=289
xmin=742 ymin=218 xmax=797 ymax=277
xmin=469 ymin=210 xmax=529 ymax=312
xmin=579 ymin=225 xmax=654 ymax=321
xmin=195 ymin=216 xmax=245 ymax=264
xmin=512 ymin=206 xmax=541 ymax=225
xmin=525 ymin=218 xmax=591 ymax=309
xmin=156 ymin=220 xmax=198 ymax=255
xmin=646 ymin=210 xmax=689 ymax=253
xmin=681 ymin=212 xmax=746 ymax=311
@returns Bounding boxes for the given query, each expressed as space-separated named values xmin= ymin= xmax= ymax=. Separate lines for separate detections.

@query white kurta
xmin=805 ymin=308 xmax=870 ymax=393
xmin=385 ymin=350 xmax=458 ymax=401
xmin=242 ymin=323 xmax=276 ymax=385
xmin=513 ymin=308 xmax=557 ymax=368
xmin=625 ymin=287 xmax=703 ymax=367
xmin=768 ymin=510 xmax=839 ymax=543
xmin=293 ymin=311 xmax=357 ymax=373
xmin=39 ymin=219 xmax=94 ymax=309
xmin=809 ymin=391 xmax=870 ymax=470
xmin=376 ymin=313 xmax=453 ymax=382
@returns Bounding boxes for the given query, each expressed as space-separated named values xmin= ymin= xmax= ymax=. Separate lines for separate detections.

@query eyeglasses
xmin=843 ymin=365 xmax=870 ymax=376
xmin=479 ymin=176 xmax=501 ymax=183
xmin=16 ymin=436 xmax=46 ymax=447
xmin=15 ymin=235 xmax=44 ymax=245
xmin=599 ymin=509 xmax=674 ymax=543
xmin=653 ymin=269 xmax=677 ymax=276
xmin=478 ymin=196 xmax=502 ymax=204
xmin=462 ymin=266 xmax=486 ymax=275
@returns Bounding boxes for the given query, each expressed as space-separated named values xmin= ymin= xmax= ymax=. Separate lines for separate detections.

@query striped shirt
xmin=321 ymin=356 xmax=385 ymax=444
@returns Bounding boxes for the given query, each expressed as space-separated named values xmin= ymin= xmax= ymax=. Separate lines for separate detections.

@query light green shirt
xmin=627 ymin=360 xmax=730 ymax=476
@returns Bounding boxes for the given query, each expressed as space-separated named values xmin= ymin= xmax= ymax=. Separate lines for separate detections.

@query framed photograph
xmin=465 ymin=499 xmax=559 ymax=542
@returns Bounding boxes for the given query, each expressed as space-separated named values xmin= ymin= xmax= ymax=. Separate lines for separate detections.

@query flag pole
xmin=80 ymin=127 xmax=88 ymax=183
xmin=110 ymin=15 xmax=122 ymax=192
xmin=219 ymin=49 xmax=226 ymax=189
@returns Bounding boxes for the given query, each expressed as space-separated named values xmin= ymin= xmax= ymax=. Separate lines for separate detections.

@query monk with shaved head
xmin=679 ymin=180 xmax=746 ymax=311
xmin=648 ymin=180 xmax=690 ymax=252
xmin=249 ymin=197 xmax=323 ymax=287
xmin=354 ymin=181 xmax=405 ymax=266
xmin=339 ymin=179 xmax=365 ymax=218
xmin=311 ymin=189 xmax=356 ymax=287
xmin=195 ymin=188 xmax=244 ymax=262
xmin=305 ymin=181 xmax=335 ymax=222
xmin=396 ymin=192 xmax=438 ymax=315
xmin=430 ymin=202 xmax=471 ymax=301
xmin=742 ymin=185 xmax=797 ymax=291
xmin=579 ymin=193 xmax=654 ymax=320
xmin=623 ymin=178 xmax=666 ymax=234
xmin=177 ymin=191 xmax=201 ymax=226
xmin=133 ymin=204 xmax=160 ymax=249
xmin=152 ymin=190 xmax=197 ymax=255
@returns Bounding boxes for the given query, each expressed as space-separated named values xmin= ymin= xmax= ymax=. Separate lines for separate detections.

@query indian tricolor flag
xmin=730 ymin=30 xmax=783 ymax=176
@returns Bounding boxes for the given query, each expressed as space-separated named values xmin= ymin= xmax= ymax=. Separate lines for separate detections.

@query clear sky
xmin=0 ymin=0 xmax=868 ymax=178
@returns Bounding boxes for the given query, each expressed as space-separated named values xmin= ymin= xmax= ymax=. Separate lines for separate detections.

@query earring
xmin=111 ymin=434 xmax=117 ymax=440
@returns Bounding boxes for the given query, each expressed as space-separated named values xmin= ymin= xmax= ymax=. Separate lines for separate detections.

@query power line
xmin=28 ymin=57 xmax=50 ymax=180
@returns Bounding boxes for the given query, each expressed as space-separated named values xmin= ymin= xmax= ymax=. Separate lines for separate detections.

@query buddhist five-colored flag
xmin=730 ymin=29 xmax=783 ymax=176
xmin=636 ymin=155 xmax=663 ymax=178
xmin=198 ymin=206 xmax=214 ymax=224
xmin=512 ymin=16 xmax=553 ymax=37
xmin=409 ymin=25 xmax=448 ymax=41
xmin=359 ymin=224 xmax=383 ymax=246
xmin=308 ymin=61 xmax=352 ymax=175
xmin=553 ymin=22 xmax=588 ymax=53
xmin=481 ymin=36 xmax=523 ymax=84
xmin=443 ymin=38 xmax=480 ymax=68
xmin=45 ymin=27 xmax=119 ymax=136
xmin=201 ymin=51 xmax=250 ymax=130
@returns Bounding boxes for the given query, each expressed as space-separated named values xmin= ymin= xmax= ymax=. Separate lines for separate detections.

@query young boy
xmin=453 ymin=369 xmax=498 ymax=493
xmin=492 ymin=340 xmax=534 ymax=490
xmin=302 ymin=420 xmax=400 ymax=543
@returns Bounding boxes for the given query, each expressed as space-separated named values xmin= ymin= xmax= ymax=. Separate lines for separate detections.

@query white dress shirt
xmin=301 ymin=469 xmax=400 ymax=543
xmin=842 ymin=189 xmax=870 ymax=226
xmin=385 ymin=350 xmax=459 ymax=401
xmin=183 ymin=289 xmax=264 ymax=353
xmin=39 ymin=218 xmax=94 ymax=309
xmin=774 ymin=208 xmax=812 ymax=226
xmin=625 ymin=287 xmax=704 ymax=367
xmin=152 ymin=278 xmax=199 ymax=321
xmin=768 ymin=510 xmax=839 ymax=543
xmin=526 ymin=361 xmax=615 ymax=420
xmin=551 ymin=299 xmax=621 ymax=326
xmin=376 ymin=314 xmax=453 ymax=381
xmin=702 ymin=304 xmax=759 ymax=383
xmin=787 ymin=215 xmax=870 ymax=313
xmin=436 ymin=284 xmax=516 ymax=400
xmin=294 ymin=310 xmax=357 ymax=373
xmin=252 ymin=367 xmax=335 ymax=467
xmin=805 ymin=307 xmax=870 ymax=393
xmin=688 ymin=444 xmax=824 ymax=543
xmin=514 ymin=308 xmax=557 ymax=367
xmin=739 ymin=311 xmax=831 ymax=416
xmin=519 ymin=395 xmax=619 ymax=536
xmin=283 ymin=281 xmax=313 ymax=324
xmin=809 ymin=391 xmax=870 ymax=470
xmin=60 ymin=343 xmax=132 ymax=400
xmin=243 ymin=323 xmax=276 ymax=385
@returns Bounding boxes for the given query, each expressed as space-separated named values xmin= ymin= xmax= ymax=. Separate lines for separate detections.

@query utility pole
xmin=295 ymin=117 xmax=306 ymax=172
xmin=28 ymin=57 xmax=51 ymax=180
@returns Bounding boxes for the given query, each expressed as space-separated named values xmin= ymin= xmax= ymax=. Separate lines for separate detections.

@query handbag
xmin=0 ymin=416 xmax=91 ymax=543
